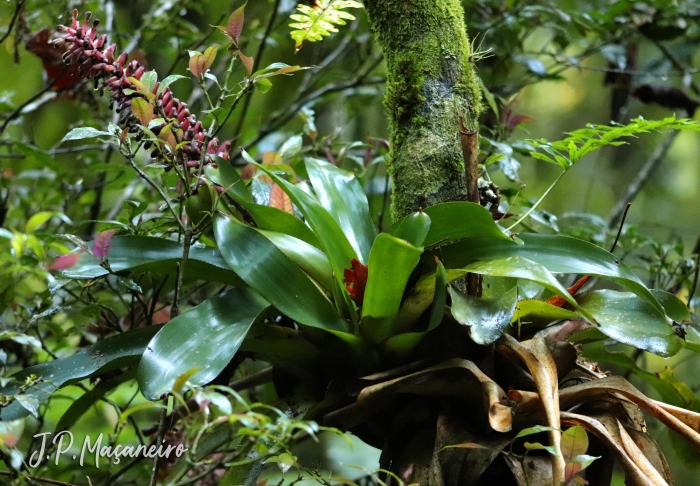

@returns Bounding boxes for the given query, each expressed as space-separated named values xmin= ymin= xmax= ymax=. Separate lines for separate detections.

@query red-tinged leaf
xmin=269 ymin=183 xmax=294 ymax=214
xmin=189 ymin=46 xmax=218 ymax=78
xmin=159 ymin=123 xmax=177 ymax=150
xmin=343 ymin=258 xmax=368 ymax=305
xmin=238 ymin=50 xmax=254 ymax=76
xmin=49 ymin=252 xmax=82 ymax=271
xmin=202 ymin=46 xmax=218 ymax=72
xmin=93 ymin=229 xmax=119 ymax=260
xmin=503 ymin=111 xmax=535 ymax=130
xmin=547 ymin=275 xmax=591 ymax=307
xmin=131 ymin=98 xmax=153 ymax=126
xmin=228 ymin=3 xmax=246 ymax=44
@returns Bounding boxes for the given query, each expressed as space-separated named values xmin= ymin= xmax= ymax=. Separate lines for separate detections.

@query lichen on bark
xmin=364 ymin=0 xmax=483 ymax=220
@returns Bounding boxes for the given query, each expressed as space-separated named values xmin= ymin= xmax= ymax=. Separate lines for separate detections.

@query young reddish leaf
xmin=228 ymin=3 xmax=247 ymax=44
xmin=49 ymin=252 xmax=82 ymax=271
xmin=344 ymin=258 xmax=368 ymax=306
xmin=131 ymin=98 xmax=154 ymax=126
xmin=159 ymin=123 xmax=178 ymax=150
xmin=189 ymin=47 xmax=218 ymax=78
xmin=93 ymin=229 xmax=119 ymax=260
xmin=238 ymin=50 xmax=254 ymax=76
xmin=269 ymin=183 xmax=294 ymax=214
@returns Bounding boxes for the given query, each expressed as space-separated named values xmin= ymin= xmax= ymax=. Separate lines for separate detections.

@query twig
xmin=0 ymin=471 xmax=77 ymax=486
xmin=610 ymin=203 xmax=631 ymax=252
xmin=127 ymin=154 xmax=185 ymax=232
xmin=232 ymin=0 xmax=282 ymax=140
xmin=606 ymin=131 xmax=678 ymax=228
xmin=0 ymin=0 xmax=26 ymax=46
xmin=459 ymin=118 xmax=482 ymax=297
xmin=149 ymin=396 xmax=170 ymax=486
xmin=0 ymin=77 xmax=59 ymax=136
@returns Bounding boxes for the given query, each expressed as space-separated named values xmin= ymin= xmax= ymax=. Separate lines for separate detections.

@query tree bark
xmin=364 ymin=0 xmax=483 ymax=220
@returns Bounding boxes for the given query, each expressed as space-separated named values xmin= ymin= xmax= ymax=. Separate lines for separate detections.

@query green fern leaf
xmin=289 ymin=0 xmax=363 ymax=52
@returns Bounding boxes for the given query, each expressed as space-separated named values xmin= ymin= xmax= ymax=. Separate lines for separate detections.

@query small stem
xmin=0 ymin=471 xmax=77 ymax=486
xmin=127 ymin=153 xmax=185 ymax=232
xmin=170 ymin=222 xmax=192 ymax=319
xmin=149 ymin=396 xmax=170 ymax=486
xmin=506 ymin=171 xmax=567 ymax=232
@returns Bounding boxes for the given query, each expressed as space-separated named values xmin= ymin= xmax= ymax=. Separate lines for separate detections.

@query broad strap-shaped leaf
xmin=214 ymin=214 xmax=350 ymax=333
xmin=577 ymin=290 xmax=683 ymax=357
xmin=422 ymin=201 xmax=511 ymax=246
xmin=512 ymin=300 xmax=580 ymax=328
xmin=387 ymin=210 xmax=431 ymax=247
xmin=450 ymin=285 xmax=518 ymax=345
xmin=438 ymin=233 xmax=664 ymax=316
xmin=0 ymin=327 xmax=159 ymax=420
xmin=361 ymin=233 xmax=423 ymax=343
xmin=138 ymin=289 xmax=270 ymax=400
xmin=259 ymin=229 xmax=333 ymax=290
xmin=207 ymin=161 xmax=320 ymax=248
xmin=62 ymin=236 xmax=243 ymax=287
xmin=306 ymin=158 xmax=376 ymax=263
xmin=56 ymin=369 xmax=136 ymax=432
xmin=254 ymin=162 xmax=357 ymax=292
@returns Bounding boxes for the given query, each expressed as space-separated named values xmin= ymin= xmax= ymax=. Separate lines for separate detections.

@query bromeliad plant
xmin=3 ymin=4 xmax=700 ymax=486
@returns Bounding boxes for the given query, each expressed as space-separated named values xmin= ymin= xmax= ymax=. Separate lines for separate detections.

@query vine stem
xmin=149 ymin=396 xmax=170 ymax=486
xmin=127 ymin=154 xmax=185 ymax=232
xmin=506 ymin=171 xmax=567 ymax=232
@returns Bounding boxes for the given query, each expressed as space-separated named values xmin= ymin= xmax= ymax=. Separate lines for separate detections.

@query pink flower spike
xmin=49 ymin=252 xmax=83 ymax=271
xmin=93 ymin=229 xmax=119 ymax=260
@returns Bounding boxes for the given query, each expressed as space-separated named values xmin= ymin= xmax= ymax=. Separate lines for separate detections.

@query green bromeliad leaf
xmin=577 ymin=290 xmax=683 ymax=357
xmin=306 ymin=158 xmax=376 ymax=263
xmin=62 ymin=235 xmax=244 ymax=287
xmin=449 ymin=285 xmax=518 ymax=345
xmin=361 ymin=233 xmax=423 ymax=343
xmin=214 ymin=214 xmax=350 ymax=334
xmin=0 ymin=327 xmax=160 ymax=421
xmin=138 ymin=288 xmax=270 ymax=400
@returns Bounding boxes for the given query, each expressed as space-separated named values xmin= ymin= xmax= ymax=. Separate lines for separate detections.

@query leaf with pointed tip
xmin=214 ymin=214 xmax=350 ymax=333
xmin=138 ymin=288 xmax=269 ymax=400
xmin=387 ymin=211 xmax=431 ymax=247
xmin=131 ymin=98 xmax=154 ymax=125
xmin=450 ymin=285 xmax=518 ymax=345
xmin=228 ymin=3 xmax=246 ymax=43
xmin=305 ymin=158 xmax=375 ymax=263
xmin=0 ymin=327 xmax=159 ymax=420
xmin=439 ymin=233 xmax=664 ymax=317
xmin=361 ymin=233 xmax=423 ymax=343
xmin=577 ymin=290 xmax=683 ymax=357
xmin=61 ymin=236 xmax=244 ymax=287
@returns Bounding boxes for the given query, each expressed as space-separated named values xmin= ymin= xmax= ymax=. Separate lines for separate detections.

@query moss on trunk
xmin=364 ymin=0 xmax=483 ymax=220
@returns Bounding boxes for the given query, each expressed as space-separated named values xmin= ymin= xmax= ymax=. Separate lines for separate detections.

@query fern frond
xmin=289 ymin=0 xmax=363 ymax=52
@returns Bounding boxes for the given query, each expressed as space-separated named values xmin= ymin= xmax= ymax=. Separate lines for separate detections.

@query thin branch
xmin=610 ymin=203 xmax=631 ymax=252
xmin=232 ymin=0 xmax=282 ymax=140
xmin=0 ymin=0 xmax=26 ymax=46
xmin=149 ymin=396 xmax=170 ymax=486
xmin=0 ymin=471 xmax=77 ymax=486
xmin=606 ymin=131 xmax=678 ymax=228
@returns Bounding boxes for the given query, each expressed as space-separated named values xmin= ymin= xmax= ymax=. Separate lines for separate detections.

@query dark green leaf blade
xmin=450 ymin=285 xmax=518 ymax=344
xmin=306 ymin=158 xmax=376 ymax=262
xmin=423 ymin=202 xmax=510 ymax=246
xmin=362 ymin=233 xmax=423 ymax=343
xmin=0 ymin=327 xmax=159 ymax=420
xmin=578 ymin=290 xmax=683 ymax=357
xmin=214 ymin=214 xmax=350 ymax=333
xmin=439 ymin=234 xmax=663 ymax=316
xmin=138 ymin=289 xmax=270 ymax=400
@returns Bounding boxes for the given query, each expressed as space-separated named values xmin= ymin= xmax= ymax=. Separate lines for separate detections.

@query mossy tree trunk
xmin=364 ymin=0 xmax=483 ymax=221
xmin=363 ymin=2 xmax=484 ymax=484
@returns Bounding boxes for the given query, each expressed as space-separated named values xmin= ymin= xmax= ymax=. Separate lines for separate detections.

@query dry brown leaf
xmin=269 ymin=183 xmax=294 ymax=214
xmin=561 ymin=412 xmax=665 ymax=486
xmin=498 ymin=335 xmax=565 ymax=484
xmin=324 ymin=358 xmax=512 ymax=432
